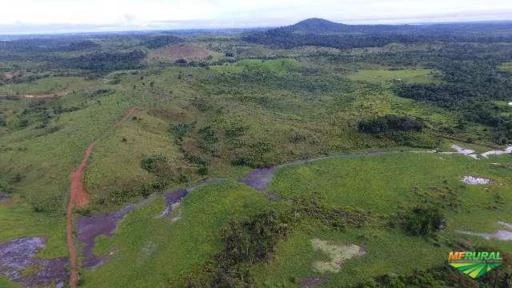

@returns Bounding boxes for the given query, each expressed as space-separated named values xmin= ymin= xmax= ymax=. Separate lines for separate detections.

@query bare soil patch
xmin=311 ymin=239 xmax=365 ymax=273
xmin=147 ymin=44 xmax=212 ymax=62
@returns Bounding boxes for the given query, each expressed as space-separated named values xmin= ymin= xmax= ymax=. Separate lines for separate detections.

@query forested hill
xmin=243 ymin=18 xmax=512 ymax=49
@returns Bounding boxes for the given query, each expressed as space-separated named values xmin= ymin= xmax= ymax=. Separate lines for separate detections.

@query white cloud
xmin=0 ymin=0 xmax=511 ymax=29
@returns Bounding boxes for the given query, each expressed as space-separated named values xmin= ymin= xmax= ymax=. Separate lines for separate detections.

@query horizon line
xmin=1 ymin=18 xmax=512 ymax=37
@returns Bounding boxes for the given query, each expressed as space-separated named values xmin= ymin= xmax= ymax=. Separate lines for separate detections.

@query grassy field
xmin=0 ymin=196 xmax=66 ymax=258
xmin=1 ymin=32 xmax=511 ymax=287
xmin=81 ymin=181 xmax=269 ymax=287
xmin=346 ymin=68 xmax=439 ymax=84
xmin=498 ymin=61 xmax=512 ymax=72
xmin=77 ymin=151 xmax=512 ymax=287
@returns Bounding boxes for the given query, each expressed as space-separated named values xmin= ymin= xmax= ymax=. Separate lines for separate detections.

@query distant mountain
xmin=285 ymin=18 xmax=349 ymax=33
xmin=243 ymin=18 xmax=512 ymax=49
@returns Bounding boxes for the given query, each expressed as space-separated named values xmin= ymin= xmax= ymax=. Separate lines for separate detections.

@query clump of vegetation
xmin=231 ymin=141 xmax=275 ymax=168
xmin=170 ymin=122 xmax=194 ymax=141
xmin=198 ymin=126 xmax=218 ymax=153
xmin=142 ymin=35 xmax=183 ymax=49
xmin=355 ymin=250 xmax=512 ymax=288
xmin=0 ymin=113 xmax=5 ymax=127
xmin=0 ymin=176 xmax=10 ymax=193
xmin=141 ymin=154 xmax=169 ymax=174
xmin=188 ymin=210 xmax=289 ymax=287
xmin=291 ymin=197 xmax=369 ymax=230
xmin=60 ymin=50 xmax=146 ymax=72
xmin=358 ymin=115 xmax=424 ymax=134
xmin=400 ymin=206 xmax=444 ymax=236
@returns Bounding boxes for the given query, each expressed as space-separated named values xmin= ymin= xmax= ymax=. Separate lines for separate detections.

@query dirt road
xmin=66 ymin=107 xmax=137 ymax=288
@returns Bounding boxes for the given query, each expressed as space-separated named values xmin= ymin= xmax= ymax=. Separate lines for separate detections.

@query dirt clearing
xmin=146 ymin=44 xmax=213 ymax=62
xmin=311 ymin=239 xmax=365 ymax=273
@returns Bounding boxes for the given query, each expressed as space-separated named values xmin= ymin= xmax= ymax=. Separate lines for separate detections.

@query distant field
xmin=498 ymin=61 xmax=512 ymax=72
xmin=346 ymin=68 xmax=439 ymax=84
xmin=0 ymin=77 xmax=94 ymax=97
xmin=145 ymin=44 xmax=222 ymax=64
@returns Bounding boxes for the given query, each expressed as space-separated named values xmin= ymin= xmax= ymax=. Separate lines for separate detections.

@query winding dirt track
xmin=66 ymin=107 xmax=138 ymax=288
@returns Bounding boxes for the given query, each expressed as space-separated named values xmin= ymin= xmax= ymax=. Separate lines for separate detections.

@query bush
xmin=170 ymin=122 xmax=194 ymax=141
xmin=189 ymin=210 xmax=289 ymax=287
xmin=401 ymin=206 xmax=444 ymax=236
xmin=359 ymin=115 xmax=424 ymax=134
xmin=141 ymin=154 xmax=168 ymax=173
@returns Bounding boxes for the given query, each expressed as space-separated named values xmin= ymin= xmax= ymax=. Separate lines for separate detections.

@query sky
xmin=1 ymin=0 xmax=512 ymax=34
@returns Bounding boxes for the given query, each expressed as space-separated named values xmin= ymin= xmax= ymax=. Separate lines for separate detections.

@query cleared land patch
xmin=347 ymin=68 xmax=439 ymax=84
xmin=146 ymin=44 xmax=217 ymax=63
xmin=311 ymin=239 xmax=364 ymax=273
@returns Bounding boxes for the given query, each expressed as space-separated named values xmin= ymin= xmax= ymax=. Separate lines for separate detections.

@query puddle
xmin=0 ymin=237 xmax=68 ymax=287
xmin=242 ymin=167 xmax=276 ymax=191
xmin=159 ymin=179 xmax=225 ymax=218
xmin=448 ymin=144 xmax=512 ymax=159
xmin=160 ymin=188 xmax=190 ymax=218
xmin=481 ymin=146 xmax=512 ymax=158
xmin=462 ymin=176 xmax=491 ymax=185
xmin=0 ymin=192 xmax=8 ymax=202
xmin=457 ymin=222 xmax=512 ymax=241
xmin=77 ymin=205 xmax=135 ymax=268
xmin=451 ymin=144 xmax=475 ymax=156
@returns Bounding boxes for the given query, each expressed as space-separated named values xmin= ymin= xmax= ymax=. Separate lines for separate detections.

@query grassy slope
xmin=0 ymin=78 xmax=133 ymax=260
xmin=253 ymin=152 xmax=512 ymax=287
xmin=0 ymin=197 xmax=66 ymax=258
xmin=0 ymin=39 xmax=510 ymax=287
xmin=346 ymin=68 xmax=439 ymax=84
xmin=79 ymin=152 xmax=512 ymax=287
xmin=81 ymin=181 xmax=268 ymax=288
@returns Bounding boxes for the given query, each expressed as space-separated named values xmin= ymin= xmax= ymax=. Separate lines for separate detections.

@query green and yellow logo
xmin=448 ymin=251 xmax=503 ymax=279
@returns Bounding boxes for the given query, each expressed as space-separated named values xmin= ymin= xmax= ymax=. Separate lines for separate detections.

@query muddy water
xmin=242 ymin=168 xmax=276 ymax=191
xmin=0 ymin=237 xmax=68 ymax=287
xmin=462 ymin=176 xmax=491 ymax=185
xmin=458 ymin=222 xmax=512 ymax=241
xmin=160 ymin=179 xmax=225 ymax=218
xmin=242 ymin=151 xmax=395 ymax=191
xmin=77 ymin=205 xmax=135 ymax=268
xmin=0 ymin=192 xmax=8 ymax=201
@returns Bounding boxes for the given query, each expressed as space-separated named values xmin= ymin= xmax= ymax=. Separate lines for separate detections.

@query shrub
xmin=170 ymin=122 xmax=194 ymax=141
xmin=189 ymin=210 xmax=289 ymax=287
xmin=141 ymin=154 xmax=168 ymax=173
xmin=401 ymin=206 xmax=444 ymax=236
xmin=359 ymin=115 xmax=424 ymax=134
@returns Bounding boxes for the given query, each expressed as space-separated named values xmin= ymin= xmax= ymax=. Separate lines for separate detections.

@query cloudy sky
xmin=1 ymin=0 xmax=512 ymax=34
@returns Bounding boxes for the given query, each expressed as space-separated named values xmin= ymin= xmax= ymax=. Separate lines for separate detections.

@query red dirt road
xmin=66 ymin=108 xmax=138 ymax=288
xmin=113 ymin=107 xmax=138 ymax=129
